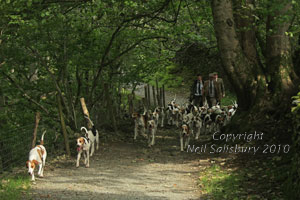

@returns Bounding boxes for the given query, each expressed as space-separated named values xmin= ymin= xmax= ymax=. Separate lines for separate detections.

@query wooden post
xmin=144 ymin=85 xmax=148 ymax=109
xmin=159 ymin=88 xmax=163 ymax=107
xmin=31 ymin=112 xmax=41 ymax=148
xmin=80 ymin=98 xmax=92 ymax=129
xmin=128 ymin=94 xmax=134 ymax=114
xmin=162 ymin=84 xmax=166 ymax=107
xmin=152 ymin=85 xmax=156 ymax=107
xmin=141 ymin=98 xmax=146 ymax=111
xmin=156 ymin=78 xmax=160 ymax=106
xmin=147 ymin=84 xmax=151 ymax=108
xmin=57 ymin=94 xmax=71 ymax=157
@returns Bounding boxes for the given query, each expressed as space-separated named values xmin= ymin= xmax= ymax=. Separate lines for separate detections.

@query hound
xmin=183 ymin=112 xmax=194 ymax=134
xmin=194 ymin=115 xmax=203 ymax=140
xmin=26 ymin=131 xmax=47 ymax=181
xmin=153 ymin=107 xmax=165 ymax=127
xmin=204 ymin=114 xmax=213 ymax=134
xmin=180 ymin=124 xmax=192 ymax=151
xmin=132 ymin=112 xmax=148 ymax=140
xmin=81 ymin=116 xmax=99 ymax=157
xmin=147 ymin=119 xmax=157 ymax=147
xmin=76 ymin=136 xmax=91 ymax=168
xmin=214 ymin=114 xmax=225 ymax=132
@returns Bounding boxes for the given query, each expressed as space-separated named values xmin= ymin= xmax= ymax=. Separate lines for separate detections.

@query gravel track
xmin=28 ymin=128 xmax=206 ymax=200
xmin=28 ymin=86 xmax=206 ymax=200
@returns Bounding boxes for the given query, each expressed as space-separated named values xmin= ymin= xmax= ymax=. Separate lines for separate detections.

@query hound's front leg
xmin=185 ymin=135 xmax=191 ymax=149
xmin=96 ymin=135 xmax=99 ymax=150
xmin=40 ymin=164 xmax=44 ymax=177
xmin=37 ymin=164 xmax=42 ymax=176
xmin=161 ymin=113 xmax=165 ymax=127
xmin=142 ymin=126 xmax=147 ymax=138
xmin=134 ymin=124 xmax=138 ymax=140
xmin=151 ymin=129 xmax=155 ymax=146
xmin=84 ymin=151 xmax=87 ymax=165
xmin=180 ymin=135 xmax=184 ymax=152
xmin=195 ymin=127 xmax=201 ymax=140
xmin=175 ymin=114 xmax=179 ymax=128
xmin=85 ymin=151 xmax=90 ymax=168
xmin=147 ymin=129 xmax=151 ymax=147
xmin=167 ymin=113 xmax=172 ymax=125
xmin=31 ymin=173 xmax=35 ymax=181
xmin=76 ymin=151 xmax=82 ymax=167
xmin=90 ymin=142 xmax=95 ymax=156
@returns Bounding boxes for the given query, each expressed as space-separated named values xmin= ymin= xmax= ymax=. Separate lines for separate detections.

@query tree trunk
xmin=57 ymin=94 xmax=71 ymax=157
xmin=31 ymin=112 xmax=41 ymax=149
xmin=265 ymin=0 xmax=298 ymax=97
xmin=104 ymin=83 xmax=117 ymax=132
xmin=211 ymin=0 xmax=298 ymax=113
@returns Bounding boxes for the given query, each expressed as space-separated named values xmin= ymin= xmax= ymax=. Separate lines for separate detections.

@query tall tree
xmin=211 ymin=0 xmax=299 ymax=114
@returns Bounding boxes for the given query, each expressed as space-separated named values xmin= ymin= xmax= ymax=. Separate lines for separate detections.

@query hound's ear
xmin=26 ymin=161 xmax=29 ymax=168
xmin=32 ymin=160 xmax=39 ymax=165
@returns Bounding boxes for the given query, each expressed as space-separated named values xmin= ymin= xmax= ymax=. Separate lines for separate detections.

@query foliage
xmin=285 ymin=92 xmax=300 ymax=199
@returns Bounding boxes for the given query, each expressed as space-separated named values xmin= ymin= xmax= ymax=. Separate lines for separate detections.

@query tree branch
xmin=2 ymin=71 xmax=49 ymax=114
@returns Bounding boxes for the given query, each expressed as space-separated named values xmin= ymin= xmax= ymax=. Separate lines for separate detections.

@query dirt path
xmin=27 ymin=86 xmax=209 ymax=200
xmin=28 ymin=126 xmax=210 ymax=200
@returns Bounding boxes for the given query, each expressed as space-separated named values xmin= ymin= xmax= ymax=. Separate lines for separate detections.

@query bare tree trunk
xmin=104 ymin=83 xmax=117 ymax=132
xmin=57 ymin=94 xmax=71 ymax=157
xmin=31 ymin=112 xmax=41 ymax=149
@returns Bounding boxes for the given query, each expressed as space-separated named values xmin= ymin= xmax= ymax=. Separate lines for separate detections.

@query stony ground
xmin=27 ymin=126 xmax=216 ymax=200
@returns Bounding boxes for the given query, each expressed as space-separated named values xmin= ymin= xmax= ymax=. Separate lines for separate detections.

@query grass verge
xmin=198 ymin=155 xmax=285 ymax=200
xmin=0 ymin=174 xmax=31 ymax=200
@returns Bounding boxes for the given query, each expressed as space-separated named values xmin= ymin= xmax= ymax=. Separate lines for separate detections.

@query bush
xmin=284 ymin=92 xmax=300 ymax=199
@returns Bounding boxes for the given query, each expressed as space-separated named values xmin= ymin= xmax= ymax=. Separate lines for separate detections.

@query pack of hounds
xmin=26 ymin=115 xmax=99 ymax=181
xmin=132 ymin=97 xmax=238 ymax=152
xmin=26 ymin=98 xmax=237 ymax=181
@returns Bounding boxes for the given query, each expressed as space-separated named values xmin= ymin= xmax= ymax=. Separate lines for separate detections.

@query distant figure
xmin=190 ymin=74 xmax=204 ymax=107
xmin=213 ymin=72 xmax=225 ymax=105
xmin=204 ymin=73 xmax=220 ymax=107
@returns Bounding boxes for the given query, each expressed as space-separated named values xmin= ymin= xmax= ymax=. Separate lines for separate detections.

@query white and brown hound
xmin=194 ymin=114 xmax=203 ymax=140
xmin=180 ymin=124 xmax=192 ymax=152
xmin=81 ymin=116 xmax=99 ymax=157
xmin=147 ymin=119 xmax=157 ymax=147
xmin=76 ymin=136 xmax=91 ymax=168
xmin=132 ymin=112 xmax=148 ymax=140
xmin=26 ymin=131 xmax=47 ymax=181
xmin=153 ymin=107 xmax=165 ymax=127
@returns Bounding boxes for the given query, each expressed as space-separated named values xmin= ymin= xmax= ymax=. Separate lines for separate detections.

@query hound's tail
xmin=84 ymin=115 xmax=94 ymax=126
xmin=81 ymin=126 xmax=88 ymax=134
xmin=40 ymin=131 xmax=46 ymax=145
